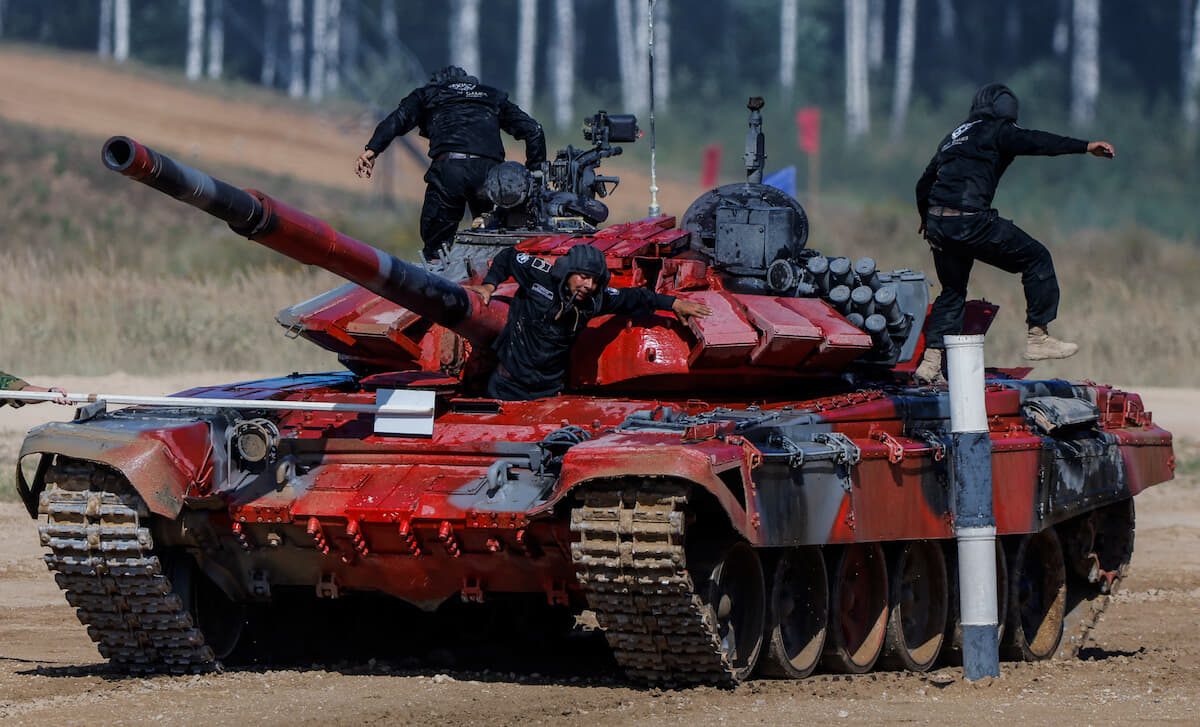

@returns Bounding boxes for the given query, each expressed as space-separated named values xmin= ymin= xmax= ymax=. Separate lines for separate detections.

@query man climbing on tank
xmin=465 ymin=244 xmax=713 ymax=401
xmin=913 ymin=82 xmax=1116 ymax=385
xmin=354 ymin=65 xmax=546 ymax=262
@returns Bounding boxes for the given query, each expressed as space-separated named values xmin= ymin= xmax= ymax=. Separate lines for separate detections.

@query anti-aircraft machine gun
xmin=474 ymin=110 xmax=641 ymax=233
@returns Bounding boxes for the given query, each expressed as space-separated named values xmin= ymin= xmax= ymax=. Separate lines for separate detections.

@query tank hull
xmin=16 ymin=131 xmax=1174 ymax=683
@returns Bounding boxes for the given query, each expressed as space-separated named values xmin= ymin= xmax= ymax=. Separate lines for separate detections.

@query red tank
xmin=16 ymin=109 xmax=1173 ymax=684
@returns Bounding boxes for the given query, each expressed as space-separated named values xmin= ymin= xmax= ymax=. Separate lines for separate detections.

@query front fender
xmin=18 ymin=418 xmax=215 ymax=519
xmin=551 ymin=431 xmax=760 ymax=541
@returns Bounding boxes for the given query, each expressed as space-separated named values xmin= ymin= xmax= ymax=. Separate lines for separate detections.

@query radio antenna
xmin=647 ymin=0 xmax=660 ymax=217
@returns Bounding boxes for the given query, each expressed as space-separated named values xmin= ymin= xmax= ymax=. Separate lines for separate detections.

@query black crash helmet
xmin=551 ymin=244 xmax=611 ymax=291
xmin=969 ymin=83 xmax=1019 ymax=122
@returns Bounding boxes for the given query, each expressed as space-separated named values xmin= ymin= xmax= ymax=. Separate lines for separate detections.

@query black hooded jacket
xmin=915 ymin=83 xmax=1087 ymax=220
xmin=481 ymin=244 xmax=677 ymax=397
xmin=365 ymin=71 xmax=546 ymax=166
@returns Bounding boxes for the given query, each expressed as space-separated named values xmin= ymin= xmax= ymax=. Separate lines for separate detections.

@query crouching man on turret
xmin=466 ymin=244 xmax=712 ymax=401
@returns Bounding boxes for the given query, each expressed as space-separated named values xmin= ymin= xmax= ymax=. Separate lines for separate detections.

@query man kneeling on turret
xmin=466 ymin=244 xmax=711 ymax=401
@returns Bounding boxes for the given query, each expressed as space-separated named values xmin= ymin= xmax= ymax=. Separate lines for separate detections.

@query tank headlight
xmin=233 ymin=419 xmax=280 ymax=464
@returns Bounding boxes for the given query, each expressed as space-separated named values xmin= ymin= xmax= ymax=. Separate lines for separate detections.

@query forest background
xmin=0 ymin=0 xmax=1198 ymax=388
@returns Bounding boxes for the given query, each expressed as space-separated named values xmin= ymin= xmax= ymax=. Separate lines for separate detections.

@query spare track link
xmin=37 ymin=459 xmax=216 ymax=673
xmin=569 ymin=483 xmax=734 ymax=685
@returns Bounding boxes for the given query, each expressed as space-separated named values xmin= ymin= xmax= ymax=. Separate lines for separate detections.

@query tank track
xmin=37 ymin=459 xmax=216 ymax=673
xmin=1058 ymin=587 xmax=1116 ymax=659
xmin=569 ymin=483 xmax=734 ymax=685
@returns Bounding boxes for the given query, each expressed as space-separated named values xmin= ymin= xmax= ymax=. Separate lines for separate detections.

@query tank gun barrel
xmin=100 ymin=136 xmax=506 ymax=345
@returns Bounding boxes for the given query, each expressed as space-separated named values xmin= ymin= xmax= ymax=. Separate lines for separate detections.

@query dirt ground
xmin=1 ymin=379 xmax=1197 ymax=725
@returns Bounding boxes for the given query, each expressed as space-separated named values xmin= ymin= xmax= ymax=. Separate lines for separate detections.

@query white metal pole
xmin=2 ymin=391 xmax=428 ymax=415
xmin=944 ymin=333 xmax=1000 ymax=680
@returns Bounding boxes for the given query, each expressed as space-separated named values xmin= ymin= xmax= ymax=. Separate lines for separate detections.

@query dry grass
xmin=813 ymin=200 xmax=1200 ymax=387
xmin=0 ymin=250 xmax=342 ymax=375
xmin=3 ymin=213 xmax=1197 ymax=386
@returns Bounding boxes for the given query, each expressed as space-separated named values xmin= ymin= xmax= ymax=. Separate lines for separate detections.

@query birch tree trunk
xmin=310 ymin=0 xmax=327 ymax=100
xmin=288 ymin=0 xmax=305 ymax=98
xmin=262 ymin=0 xmax=279 ymax=87
xmin=450 ymin=0 xmax=481 ymax=76
xmin=615 ymin=0 xmax=637 ymax=112
xmin=325 ymin=0 xmax=341 ymax=93
xmin=187 ymin=0 xmax=205 ymax=80
xmin=552 ymin=0 xmax=575 ymax=130
xmin=633 ymin=0 xmax=650 ymax=114
xmin=516 ymin=0 xmax=537 ymax=108
xmin=653 ymin=0 xmax=670 ymax=110
xmin=113 ymin=0 xmax=130 ymax=62
xmin=845 ymin=0 xmax=870 ymax=143
xmin=780 ymin=0 xmax=797 ymax=102
xmin=867 ymin=0 xmax=884 ymax=71
xmin=342 ymin=0 xmax=359 ymax=88
xmin=98 ymin=0 xmax=114 ymax=58
xmin=1052 ymin=0 xmax=1069 ymax=56
xmin=1185 ymin=0 xmax=1200 ymax=129
xmin=1070 ymin=0 xmax=1100 ymax=128
xmin=381 ymin=0 xmax=398 ymax=56
xmin=207 ymin=0 xmax=224 ymax=80
xmin=936 ymin=0 xmax=955 ymax=42
xmin=1005 ymin=2 xmax=1021 ymax=57
xmin=890 ymin=0 xmax=917 ymax=142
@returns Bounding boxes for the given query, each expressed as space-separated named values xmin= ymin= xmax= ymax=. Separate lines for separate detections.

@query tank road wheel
xmin=1003 ymin=529 xmax=1067 ymax=661
xmin=701 ymin=541 xmax=767 ymax=681
xmin=164 ymin=552 xmax=246 ymax=660
xmin=822 ymin=543 xmax=888 ymax=674
xmin=761 ymin=547 xmax=828 ymax=678
xmin=881 ymin=540 xmax=948 ymax=672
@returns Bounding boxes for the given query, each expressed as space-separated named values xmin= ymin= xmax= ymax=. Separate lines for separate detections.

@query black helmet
xmin=970 ymin=83 xmax=1019 ymax=122
xmin=484 ymin=162 xmax=534 ymax=209
xmin=551 ymin=244 xmax=611 ymax=290
xmin=430 ymin=65 xmax=479 ymax=86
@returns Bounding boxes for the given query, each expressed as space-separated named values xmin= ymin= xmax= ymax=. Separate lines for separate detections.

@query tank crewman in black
xmin=355 ymin=66 xmax=547 ymax=261
xmin=1 ymin=370 xmax=69 ymax=407
xmin=913 ymin=83 xmax=1116 ymax=384
xmin=464 ymin=244 xmax=713 ymax=401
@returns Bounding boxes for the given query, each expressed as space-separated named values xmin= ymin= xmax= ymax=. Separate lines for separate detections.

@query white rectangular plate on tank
xmin=373 ymin=389 xmax=436 ymax=437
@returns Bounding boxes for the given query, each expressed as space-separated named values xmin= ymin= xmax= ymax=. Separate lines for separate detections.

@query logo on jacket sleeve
xmin=516 ymin=252 xmax=530 ymax=264
xmin=531 ymin=257 xmax=552 ymax=273
xmin=530 ymin=283 xmax=554 ymax=300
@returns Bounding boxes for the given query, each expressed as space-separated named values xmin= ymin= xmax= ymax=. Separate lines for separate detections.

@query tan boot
xmin=1024 ymin=325 xmax=1078 ymax=361
xmin=914 ymin=347 xmax=946 ymax=385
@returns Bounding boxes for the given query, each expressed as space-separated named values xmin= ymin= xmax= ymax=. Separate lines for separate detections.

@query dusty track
xmin=1 ymin=379 xmax=1198 ymax=724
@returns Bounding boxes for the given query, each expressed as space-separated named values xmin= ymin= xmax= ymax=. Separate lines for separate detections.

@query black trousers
xmin=419 ymin=157 xmax=496 ymax=259
xmin=924 ymin=210 xmax=1059 ymax=349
